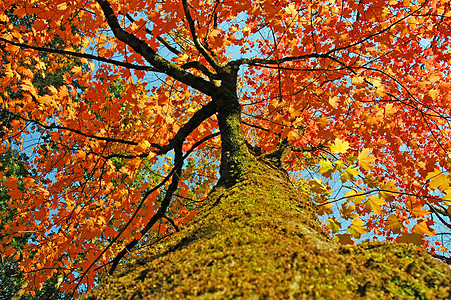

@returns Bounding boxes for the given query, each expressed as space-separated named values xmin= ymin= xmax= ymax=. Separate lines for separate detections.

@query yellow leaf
xmin=330 ymin=137 xmax=349 ymax=154
xmin=334 ymin=234 xmax=354 ymax=245
xmin=329 ymin=96 xmax=339 ymax=109
xmin=379 ymin=180 xmax=399 ymax=201
xmin=363 ymin=173 xmax=381 ymax=188
xmin=351 ymin=76 xmax=363 ymax=85
xmin=326 ymin=218 xmax=341 ymax=233
xmin=426 ymin=169 xmax=449 ymax=190
xmin=136 ymin=140 xmax=151 ymax=152
xmin=375 ymin=85 xmax=386 ymax=97
xmin=319 ymin=160 xmax=334 ymax=177
xmin=406 ymin=200 xmax=430 ymax=218
xmin=386 ymin=214 xmax=402 ymax=234
xmin=364 ymin=195 xmax=386 ymax=215
xmin=348 ymin=218 xmax=367 ymax=238
xmin=340 ymin=202 xmax=358 ymax=220
xmin=344 ymin=190 xmax=365 ymax=204
xmin=317 ymin=202 xmax=333 ymax=216
xmin=335 ymin=159 xmax=344 ymax=170
xmin=443 ymin=188 xmax=451 ymax=204
xmin=426 ymin=168 xmax=442 ymax=180
xmin=412 ymin=220 xmax=435 ymax=236
xmin=341 ymin=167 xmax=359 ymax=183
xmin=357 ymin=148 xmax=376 ymax=171
xmin=309 ymin=178 xmax=327 ymax=193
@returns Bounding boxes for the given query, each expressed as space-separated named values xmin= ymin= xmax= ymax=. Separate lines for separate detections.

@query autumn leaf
xmin=426 ymin=169 xmax=449 ymax=190
xmin=386 ymin=214 xmax=402 ymax=234
xmin=326 ymin=217 xmax=341 ymax=233
xmin=317 ymin=202 xmax=333 ymax=216
xmin=379 ymin=180 xmax=399 ymax=201
xmin=340 ymin=202 xmax=358 ymax=220
xmin=334 ymin=234 xmax=354 ymax=245
xmin=412 ymin=220 xmax=435 ymax=236
xmin=330 ymin=138 xmax=350 ymax=154
xmin=406 ymin=200 xmax=430 ymax=218
xmin=396 ymin=233 xmax=424 ymax=246
xmin=309 ymin=178 xmax=328 ymax=194
xmin=343 ymin=190 xmax=365 ymax=204
xmin=348 ymin=218 xmax=367 ymax=238
xmin=364 ymin=195 xmax=386 ymax=215
xmin=319 ymin=160 xmax=334 ymax=177
xmin=358 ymin=148 xmax=376 ymax=171
xmin=340 ymin=167 xmax=359 ymax=183
xmin=329 ymin=96 xmax=339 ymax=109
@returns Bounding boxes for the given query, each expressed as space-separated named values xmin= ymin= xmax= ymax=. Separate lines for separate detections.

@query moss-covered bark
xmin=86 ymin=160 xmax=450 ymax=299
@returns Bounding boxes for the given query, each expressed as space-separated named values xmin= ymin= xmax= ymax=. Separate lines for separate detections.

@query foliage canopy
xmin=0 ymin=0 xmax=451 ymax=295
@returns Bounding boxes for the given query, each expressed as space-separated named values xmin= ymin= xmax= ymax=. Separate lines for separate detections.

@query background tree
xmin=0 ymin=0 xmax=450 ymax=297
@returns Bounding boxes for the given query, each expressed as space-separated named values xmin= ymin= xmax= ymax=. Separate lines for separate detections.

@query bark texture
xmin=87 ymin=159 xmax=451 ymax=299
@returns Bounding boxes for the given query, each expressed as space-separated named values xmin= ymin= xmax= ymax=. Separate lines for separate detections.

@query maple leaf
xmin=357 ymin=148 xmax=376 ymax=171
xmin=309 ymin=178 xmax=328 ymax=194
xmin=386 ymin=214 xmax=402 ymax=234
xmin=426 ymin=169 xmax=449 ymax=190
xmin=340 ymin=202 xmax=358 ymax=220
xmin=330 ymin=138 xmax=350 ymax=154
xmin=364 ymin=195 xmax=386 ymax=215
xmin=340 ymin=167 xmax=359 ymax=183
xmin=319 ymin=160 xmax=334 ymax=177
xmin=343 ymin=190 xmax=365 ymax=204
xmin=396 ymin=233 xmax=424 ymax=246
xmin=334 ymin=234 xmax=354 ymax=245
xmin=412 ymin=220 xmax=435 ymax=236
xmin=326 ymin=217 xmax=341 ymax=234
xmin=348 ymin=218 xmax=367 ymax=238
xmin=406 ymin=200 xmax=430 ymax=218
xmin=379 ymin=180 xmax=399 ymax=201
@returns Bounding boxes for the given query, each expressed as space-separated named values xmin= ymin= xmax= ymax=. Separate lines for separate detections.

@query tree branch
xmin=124 ymin=13 xmax=182 ymax=56
xmin=180 ymin=0 xmax=221 ymax=71
xmin=0 ymin=37 xmax=158 ymax=72
xmin=96 ymin=0 xmax=218 ymax=97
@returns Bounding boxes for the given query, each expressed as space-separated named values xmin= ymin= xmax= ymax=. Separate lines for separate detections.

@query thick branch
xmin=96 ymin=0 xmax=217 ymax=96
xmin=125 ymin=13 xmax=182 ymax=56
xmin=108 ymin=132 xmax=219 ymax=274
xmin=156 ymin=101 xmax=217 ymax=155
xmin=181 ymin=61 xmax=220 ymax=79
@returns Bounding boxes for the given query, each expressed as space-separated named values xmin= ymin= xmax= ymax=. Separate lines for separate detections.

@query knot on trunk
xmin=259 ymin=139 xmax=292 ymax=168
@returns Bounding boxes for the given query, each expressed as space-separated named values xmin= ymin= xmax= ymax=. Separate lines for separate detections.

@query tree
xmin=0 ymin=0 xmax=451 ymax=297
xmin=0 ymin=150 xmax=71 ymax=300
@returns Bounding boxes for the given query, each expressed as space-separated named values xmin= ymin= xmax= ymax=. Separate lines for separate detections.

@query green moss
xmin=86 ymin=162 xmax=450 ymax=299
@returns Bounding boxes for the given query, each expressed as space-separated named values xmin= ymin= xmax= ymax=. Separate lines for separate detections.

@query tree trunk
xmin=87 ymin=159 xmax=450 ymax=299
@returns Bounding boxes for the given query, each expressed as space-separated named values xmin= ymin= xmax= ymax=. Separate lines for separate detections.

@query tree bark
xmin=87 ymin=160 xmax=451 ymax=299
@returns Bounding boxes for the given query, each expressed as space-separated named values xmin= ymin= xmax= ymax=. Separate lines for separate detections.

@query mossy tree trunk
xmin=88 ymin=159 xmax=450 ymax=299
xmin=87 ymin=73 xmax=451 ymax=298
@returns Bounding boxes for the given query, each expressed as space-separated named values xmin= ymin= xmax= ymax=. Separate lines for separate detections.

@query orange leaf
xmin=396 ymin=233 xmax=424 ymax=246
